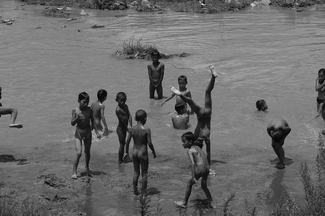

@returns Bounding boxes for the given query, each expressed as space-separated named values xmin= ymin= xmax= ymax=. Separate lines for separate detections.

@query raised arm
xmin=147 ymin=129 xmax=156 ymax=158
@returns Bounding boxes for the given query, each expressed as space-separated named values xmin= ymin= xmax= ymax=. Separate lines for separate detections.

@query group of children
xmin=69 ymin=50 xmax=325 ymax=209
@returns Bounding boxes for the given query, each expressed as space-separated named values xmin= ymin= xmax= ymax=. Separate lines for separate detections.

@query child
xmin=161 ymin=75 xmax=193 ymax=114
xmin=148 ymin=49 xmax=164 ymax=100
xmin=91 ymin=89 xmax=109 ymax=137
xmin=315 ymin=68 xmax=325 ymax=118
xmin=256 ymin=99 xmax=268 ymax=111
xmin=0 ymin=87 xmax=22 ymax=128
xmin=125 ymin=109 xmax=157 ymax=196
xmin=71 ymin=92 xmax=100 ymax=179
xmin=267 ymin=118 xmax=291 ymax=169
xmin=175 ymin=131 xmax=215 ymax=208
xmin=115 ymin=92 xmax=132 ymax=164
xmin=172 ymin=103 xmax=189 ymax=130
xmin=170 ymin=65 xmax=217 ymax=165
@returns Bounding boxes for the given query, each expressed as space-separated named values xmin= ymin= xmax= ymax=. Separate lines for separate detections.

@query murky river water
xmin=1 ymin=0 xmax=325 ymax=215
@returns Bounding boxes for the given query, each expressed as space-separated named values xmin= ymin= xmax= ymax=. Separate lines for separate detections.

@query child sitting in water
xmin=315 ymin=68 xmax=325 ymax=118
xmin=0 ymin=87 xmax=22 ymax=128
xmin=256 ymin=99 xmax=268 ymax=111
xmin=91 ymin=89 xmax=109 ymax=138
xmin=161 ymin=75 xmax=193 ymax=114
xmin=71 ymin=92 xmax=100 ymax=179
xmin=125 ymin=109 xmax=157 ymax=196
xmin=175 ymin=131 xmax=215 ymax=209
xmin=267 ymin=118 xmax=291 ymax=169
xmin=172 ymin=103 xmax=189 ymax=130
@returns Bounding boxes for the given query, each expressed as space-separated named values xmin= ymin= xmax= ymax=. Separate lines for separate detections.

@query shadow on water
xmin=266 ymin=169 xmax=285 ymax=213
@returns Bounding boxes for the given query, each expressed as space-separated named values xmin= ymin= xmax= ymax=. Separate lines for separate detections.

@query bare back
xmin=91 ymin=101 xmax=103 ymax=130
xmin=129 ymin=125 xmax=151 ymax=156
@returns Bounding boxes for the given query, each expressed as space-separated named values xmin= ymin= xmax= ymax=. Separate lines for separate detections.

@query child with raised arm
xmin=148 ymin=49 xmax=164 ymax=100
xmin=267 ymin=118 xmax=291 ymax=169
xmin=315 ymin=68 xmax=325 ymax=118
xmin=256 ymin=99 xmax=268 ymax=111
xmin=170 ymin=65 xmax=217 ymax=165
xmin=161 ymin=75 xmax=193 ymax=114
xmin=172 ymin=103 xmax=189 ymax=130
xmin=0 ymin=87 xmax=22 ymax=128
xmin=71 ymin=92 xmax=100 ymax=179
xmin=175 ymin=132 xmax=215 ymax=209
xmin=115 ymin=92 xmax=132 ymax=164
xmin=125 ymin=109 xmax=157 ymax=196
xmin=91 ymin=89 xmax=109 ymax=137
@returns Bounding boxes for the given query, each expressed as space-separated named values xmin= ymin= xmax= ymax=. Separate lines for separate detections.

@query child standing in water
xmin=170 ymin=65 xmax=217 ymax=165
xmin=267 ymin=118 xmax=291 ymax=169
xmin=91 ymin=89 xmax=109 ymax=137
xmin=71 ymin=92 xmax=100 ymax=179
xmin=125 ymin=109 xmax=157 ymax=196
xmin=115 ymin=92 xmax=132 ymax=164
xmin=0 ymin=87 xmax=22 ymax=128
xmin=161 ymin=75 xmax=193 ymax=114
xmin=175 ymin=132 xmax=215 ymax=209
xmin=148 ymin=50 xmax=164 ymax=100
xmin=315 ymin=68 xmax=325 ymax=118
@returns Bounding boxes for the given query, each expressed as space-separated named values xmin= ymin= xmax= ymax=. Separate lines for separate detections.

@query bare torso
xmin=91 ymin=101 xmax=103 ymax=130
xmin=148 ymin=62 xmax=164 ymax=85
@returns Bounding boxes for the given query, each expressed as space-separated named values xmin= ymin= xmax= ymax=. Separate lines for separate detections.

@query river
xmin=1 ymin=0 xmax=325 ymax=215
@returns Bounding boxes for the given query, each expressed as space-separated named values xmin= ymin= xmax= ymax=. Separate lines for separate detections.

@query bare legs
xmin=117 ymin=126 xmax=127 ymax=163
xmin=72 ymin=133 xmax=92 ymax=179
xmin=133 ymin=156 xmax=149 ymax=196
xmin=0 ymin=107 xmax=22 ymax=128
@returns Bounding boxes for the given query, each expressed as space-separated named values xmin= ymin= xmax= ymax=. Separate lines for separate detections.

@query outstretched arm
xmin=161 ymin=93 xmax=175 ymax=106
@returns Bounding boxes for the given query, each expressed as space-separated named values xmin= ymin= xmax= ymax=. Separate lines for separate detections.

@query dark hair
xmin=151 ymin=49 xmax=160 ymax=58
xmin=256 ymin=99 xmax=266 ymax=111
xmin=319 ymin=68 xmax=325 ymax=76
xmin=181 ymin=131 xmax=195 ymax=143
xmin=116 ymin=92 xmax=126 ymax=100
xmin=178 ymin=75 xmax=188 ymax=84
xmin=78 ymin=92 xmax=89 ymax=101
xmin=135 ymin=109 xmax=147 ymax=121
xmin=97 ymin=89 xmax=107 ymax=101
xmin=175 ymin=103 xmax=185 ymax=114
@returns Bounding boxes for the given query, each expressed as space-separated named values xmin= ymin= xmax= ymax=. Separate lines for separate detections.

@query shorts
xmin=317 ymin=97 xmax=325 ymax=104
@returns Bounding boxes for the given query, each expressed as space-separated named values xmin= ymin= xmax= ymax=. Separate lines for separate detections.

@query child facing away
xmin=172 ymin=103 xmax=189 ymax=130
xmin=125 ymin=109 xmax=157 ymax=196
xmin=170 ymin=65 xmax=217 ymax=165
xmin=256 ymin=99 xmax=268 ymax=111
xmin=267 ymin=118 xmax=291 ymax=169
xmin=315 ymin=68 xmax=325 ymax=118
xmin=115 ymin=92 xmax=132 ymax=164
xmin=71 ymin=92 xmax=100 ymax=179
xmin=0 ymin=87 xmax=22 ymax=128
xmin=161 ymin=75 xmax=193 ymax=114
xmin=175 ymin=131 xmax=215 ymax=209
xmin=148 ymin=49 xmax=164 ymax=100
xmin=91 ymin=89 xmax=109 ymax=137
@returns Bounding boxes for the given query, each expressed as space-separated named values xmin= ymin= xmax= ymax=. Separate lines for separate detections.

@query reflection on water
xmin=1 ymin=0 xmax=325 ymax=214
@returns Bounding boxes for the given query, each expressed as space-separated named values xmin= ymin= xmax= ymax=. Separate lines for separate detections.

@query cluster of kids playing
xmin=4 ymin=51 xmax=325 ymax=209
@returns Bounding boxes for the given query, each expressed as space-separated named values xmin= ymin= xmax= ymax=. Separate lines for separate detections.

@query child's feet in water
xmin=85 ymin=168 xmax=92 ymax=176
xmin=71 ymin=173 xmax=77 ymax=179
xmin=9 ymin=123 xmax=23 ymax=128
xmin=170 ymin=86 xmax=181 ymax=96
xmin=209 ymin=65 xmax=218 ymax=77
xmin=275 ymin=163 xmax=285 ymax=169
xmin=174 ymin=201 xmax=187 ymax=208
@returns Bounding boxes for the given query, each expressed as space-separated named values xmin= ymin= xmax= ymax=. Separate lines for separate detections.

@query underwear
xmin=317 ymin=97 xmax=325 ymax=104
xmin=75 ymin=127 xmax=91 ymax=140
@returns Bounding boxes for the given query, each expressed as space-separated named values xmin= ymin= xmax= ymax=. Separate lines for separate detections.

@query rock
xmin=91 ymin=24 xmax=105 ymax=28
xmin=67 ymin=17 xmax=77 ymax=21
xmin=80 ymin=10 xmax=88 ymax=16
xmin=36 ymin=26 xmax=41 ymax=29
xmin=62 ymin=25 xmax=66 ymax=28
xmin=78 ymin=29 xmax=81 ymax=32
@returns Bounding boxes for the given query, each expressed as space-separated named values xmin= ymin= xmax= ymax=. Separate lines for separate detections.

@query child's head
xmin=135 ymin=109 xmax=147 ymax=124
xmin=78 ymin=92 xmax=90 ymax=109
xmin=97 ymin=89 xmax=107 ymax=102
xmin=256 ymin=99 xmax=268 ymax=111
xmin=319 ymin=68 xmax=325 ymax=82
xmin=175 ymin=103 xmax=186 ymax=114
xmin=116 ymin=92 xmax=127 ymax=106
xmin=178 ymin=75 xmax=188 ymax=90
xmin=181 ymin=132 xmax=194 ymax=149
xmin=151 ymin=49 xmax=160 ymax=62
